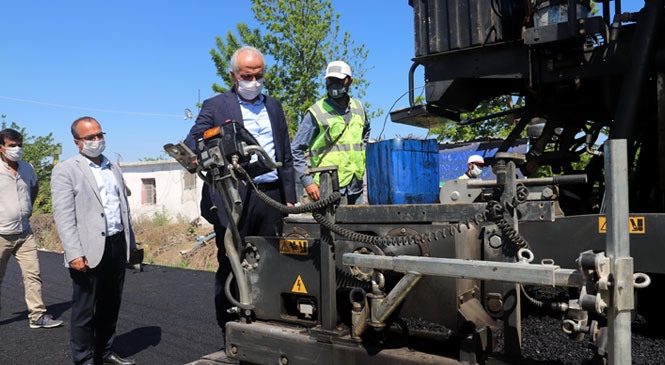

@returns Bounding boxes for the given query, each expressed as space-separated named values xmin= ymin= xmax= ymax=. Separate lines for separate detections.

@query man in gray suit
xmin=51 ymin=116 xmax=137 ymax=365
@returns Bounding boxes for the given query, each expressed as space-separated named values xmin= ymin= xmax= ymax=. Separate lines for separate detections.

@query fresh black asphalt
xmin=0 ymin=251 xmax=222 ymax=365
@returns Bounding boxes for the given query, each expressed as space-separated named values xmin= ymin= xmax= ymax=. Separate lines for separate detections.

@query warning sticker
xmin=291 ymin=275 xmax=308 ymax=294
xmin=279 ymin=239 xmax=309 ymax=255
xmin=598 ymin=216 xmax=645 ymax=234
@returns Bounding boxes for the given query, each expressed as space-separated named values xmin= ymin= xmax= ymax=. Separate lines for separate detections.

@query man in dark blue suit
xmin=184 ymin=46 xmax=296 ymax=349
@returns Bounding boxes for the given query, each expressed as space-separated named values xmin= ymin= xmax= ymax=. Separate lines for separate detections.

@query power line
xmin=0 ymin=95 xmax=182 ymax=118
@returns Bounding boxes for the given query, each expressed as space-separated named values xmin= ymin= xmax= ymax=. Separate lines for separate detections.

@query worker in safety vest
xmin=291 ymin=60 xmax=370 ymax=204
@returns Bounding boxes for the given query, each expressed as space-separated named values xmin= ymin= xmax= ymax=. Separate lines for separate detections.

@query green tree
xmin=209 ymin=0 xmax=381 ymax=135
xmin=429 ymin=95 xmax=525 ymax=143
xmin=2 ymin=121 xmax=61 ymax=213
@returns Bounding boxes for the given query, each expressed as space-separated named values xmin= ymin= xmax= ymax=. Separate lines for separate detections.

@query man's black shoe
xmin=102 ymin=352 xmax=136 ymax=365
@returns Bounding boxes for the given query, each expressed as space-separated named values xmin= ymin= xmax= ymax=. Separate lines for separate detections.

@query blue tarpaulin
xmin=439 ymin=139 xmax=529 ymax=184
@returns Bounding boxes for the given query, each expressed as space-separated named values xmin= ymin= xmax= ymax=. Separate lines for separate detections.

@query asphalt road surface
xmin=0 ymin=251 xmax=222 ymax=365
xmin=4 ymin=251 xmax=665 ymax=365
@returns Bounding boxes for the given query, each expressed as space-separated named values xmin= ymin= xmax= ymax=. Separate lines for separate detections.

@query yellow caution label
xmin=279 ymin=239 xmax=309 ymax=255
xmin=598 ymin=216 xmax=645 ymax=234
xmin=291 ymin=275 xmax=308 ymax=294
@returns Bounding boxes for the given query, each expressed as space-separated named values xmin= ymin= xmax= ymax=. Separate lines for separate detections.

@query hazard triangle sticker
xmin=291 ymin=275 xmax=308 ymax=294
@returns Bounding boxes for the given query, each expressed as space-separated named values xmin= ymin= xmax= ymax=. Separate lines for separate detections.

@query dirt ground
xmin=30 ymin=214 xmax=218 ymax=272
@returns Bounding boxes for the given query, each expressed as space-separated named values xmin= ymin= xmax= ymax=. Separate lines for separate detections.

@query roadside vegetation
xmin=30 ymin=213 xmax=218 ymax=272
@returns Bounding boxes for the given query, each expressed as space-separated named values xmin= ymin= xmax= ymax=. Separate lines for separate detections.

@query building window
xmin=142 ymin=178 xmax=156 ymax=205
xmin=183 ymin=171 xmax=196 ymax=190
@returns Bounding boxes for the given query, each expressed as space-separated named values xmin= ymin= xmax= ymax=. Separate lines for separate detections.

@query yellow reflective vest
xmin=309 ymin=98 xmax=366 ymax=187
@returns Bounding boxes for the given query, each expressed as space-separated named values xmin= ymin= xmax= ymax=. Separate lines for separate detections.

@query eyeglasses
xmin=237 ymin=72 xmax=264 ymax=81
xmin=77 ymin=132 xmax=106 ymax=141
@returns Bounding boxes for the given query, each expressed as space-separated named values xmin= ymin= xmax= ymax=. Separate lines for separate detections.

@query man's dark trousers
xmin=69 ymin=233 xmax=126 ymax=365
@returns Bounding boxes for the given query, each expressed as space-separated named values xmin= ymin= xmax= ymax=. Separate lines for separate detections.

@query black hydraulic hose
xmin=237 ymin=166 xmax=343 ymax=214
xmin=312 ymin=210 xmax=488 ymax=247
xmin=521 ymin=284 xmax=545 ymax=309
xmin=239 ymin=171 xmax=377 ymax=288
xmin=521 ymin=284 xmax=570 ymax=314
xmin=486 ymin=199 xmax=530 ymax=250
xmin=256 ymin=187 xmax=342 ymax=215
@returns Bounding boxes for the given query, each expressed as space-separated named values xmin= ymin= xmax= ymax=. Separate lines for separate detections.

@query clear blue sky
xmin=0 ymin=0 xmax=644 ymax=162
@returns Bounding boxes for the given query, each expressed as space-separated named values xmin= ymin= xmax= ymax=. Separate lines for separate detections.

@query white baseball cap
xmin=468 ymin=154 xmax=485 ymax=165
xmin=324 ymin=61 xmax=352 ymax=79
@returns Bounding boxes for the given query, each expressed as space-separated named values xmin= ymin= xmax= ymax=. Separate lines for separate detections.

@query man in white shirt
xmin=0 ymin=128 xmax=64 ymax=329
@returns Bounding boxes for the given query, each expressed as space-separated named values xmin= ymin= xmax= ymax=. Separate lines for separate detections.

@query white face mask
xmin=470 ymin=165 xmax=482 ymax=178
xmin=3 ymin=146 xmax=23 ymax=162
xmin=82 ymin=139 xmax=106 ymax=158
xmin=237 ymin=78 xmax=264 ymax=100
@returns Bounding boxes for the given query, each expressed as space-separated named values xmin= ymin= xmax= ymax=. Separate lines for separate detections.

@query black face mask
xmin=327 ymin=82 xmax=348 ymax=99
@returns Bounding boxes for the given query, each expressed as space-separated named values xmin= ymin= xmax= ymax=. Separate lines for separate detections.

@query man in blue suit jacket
xmin=52 ymin=117 xmax=137 ymax=365
xmin=184 ymin=46 xmax=296 ymax=349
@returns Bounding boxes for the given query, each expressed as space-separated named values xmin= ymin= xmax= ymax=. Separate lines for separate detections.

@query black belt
xmin=254 ymin=180 xmax=280 ymax=191
xmin=106 ymin=231 xmax=124 ymax=241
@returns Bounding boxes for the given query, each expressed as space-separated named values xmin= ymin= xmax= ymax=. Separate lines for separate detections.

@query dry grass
xmin=30 ymin=213 xmax=218 ymax=272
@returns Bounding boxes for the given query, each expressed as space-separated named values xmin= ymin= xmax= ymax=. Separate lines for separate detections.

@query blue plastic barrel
xmin=366 ymin=138 xmax=439 ymax=205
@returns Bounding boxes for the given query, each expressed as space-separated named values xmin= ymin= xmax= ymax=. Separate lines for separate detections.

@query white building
xmin=120 ymin=160 xmax=203 ymax=224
